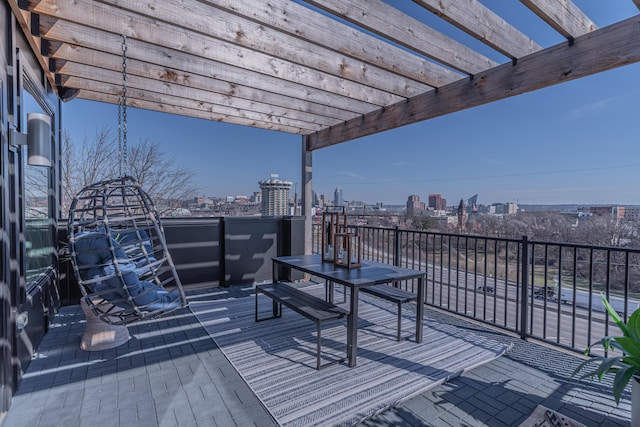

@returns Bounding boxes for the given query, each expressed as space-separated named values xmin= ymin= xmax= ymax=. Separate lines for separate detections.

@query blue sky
xmin=62 ymin=2 xmax=640 ymax=207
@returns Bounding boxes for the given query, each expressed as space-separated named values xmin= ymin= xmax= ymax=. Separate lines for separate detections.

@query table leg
xmin=416 ymin=277 xmax=424 ymax=343
xmin=326 ymin=280 xmax=334 ymax=303
xmin=347 ymin=286 xmax=359 ymax=367
xmin=272 ymin=261 xmax=278 ymax=317
xmin=272 ymin=260 xmax=277 ymax=284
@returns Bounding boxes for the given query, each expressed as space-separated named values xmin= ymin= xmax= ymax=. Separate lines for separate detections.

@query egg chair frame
xmin=67 ymin=176 xmax=187 ymax=326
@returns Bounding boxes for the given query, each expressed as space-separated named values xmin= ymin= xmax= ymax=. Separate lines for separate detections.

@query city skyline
xmin=61 ymin=3 xmax=640 ymax=207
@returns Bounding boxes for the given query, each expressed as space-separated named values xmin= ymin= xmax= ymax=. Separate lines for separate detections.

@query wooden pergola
xmin=11 ymin=0 xmax=640 ymax=152
xmin=10 ymin=0 xmax=640 ymax=252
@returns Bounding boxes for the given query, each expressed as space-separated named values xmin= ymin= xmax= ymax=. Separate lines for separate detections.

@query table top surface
xmin=273 ymin=254 xmax=425 ymax=287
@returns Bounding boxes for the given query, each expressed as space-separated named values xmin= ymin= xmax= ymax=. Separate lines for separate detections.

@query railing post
xmin=394 ymin=226 xmax=401 ymax=267
xmin=519 ymin=235 xmax=529 ymax=340
xmin=220 ymin=217 xmax=227 ymax=287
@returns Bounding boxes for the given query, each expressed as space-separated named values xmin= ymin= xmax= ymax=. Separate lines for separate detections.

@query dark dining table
xmin=272 ymin=254 xmax=426 ymax=367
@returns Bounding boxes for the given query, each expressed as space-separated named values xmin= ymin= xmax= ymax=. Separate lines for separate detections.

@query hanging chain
xmin=118 ymin=35 xmax=128 ymax=178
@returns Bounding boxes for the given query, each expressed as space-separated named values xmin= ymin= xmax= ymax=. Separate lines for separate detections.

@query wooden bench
xmin=360 ymin=284 xmax=418 ymax=341
xmin=255 ymin=282 xmax=349 ymax=369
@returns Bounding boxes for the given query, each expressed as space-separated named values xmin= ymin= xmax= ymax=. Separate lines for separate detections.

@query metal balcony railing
xmin=312 ymin=224 xmax=640 ymax=355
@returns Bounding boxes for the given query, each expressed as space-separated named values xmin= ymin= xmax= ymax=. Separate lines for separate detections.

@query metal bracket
xmin=9 ymin=128 xmax=27 ymax=146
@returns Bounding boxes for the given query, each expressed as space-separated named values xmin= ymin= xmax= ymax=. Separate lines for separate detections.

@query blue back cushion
xmin=73 ymin=231 xmax=180 ymax=311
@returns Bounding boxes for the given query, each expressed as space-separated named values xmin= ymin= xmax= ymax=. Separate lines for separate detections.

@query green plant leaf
xmin=576 ymin=295 xmax=640 ymax=405
xmin=615 ymin=336 xmax=640 ymax=361
xmin=572 ymin=355 xmax=625 ymax=380
xmin=628 ymin=309 xmax=640 ymax=342
xmin=613 ymin=367 xmax=638 ymax=405
xmin=585 ymin=336 xmax=623 ymax=356
xmin=602 ymin=295 xmax=629 ymax=337
xmin=598 ymin=357 xmax=624 ymax=380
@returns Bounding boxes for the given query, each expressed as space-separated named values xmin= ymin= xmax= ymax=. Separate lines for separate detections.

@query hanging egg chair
xmin=66 ymin=36 xmax=185 ymax=326
xmin=67 ymin=176 xmax=187 ymax=325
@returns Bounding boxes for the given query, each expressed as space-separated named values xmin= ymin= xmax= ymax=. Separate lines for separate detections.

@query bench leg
xmin=315 ymin=320 xmax=347 ymax=370
xmin=255 ymin=292 xmax=282 ymax=322
xmin=317 ymin=321 xmax=322 ymax=370
xmin=397 ymin=303 xmax=402 ymax=341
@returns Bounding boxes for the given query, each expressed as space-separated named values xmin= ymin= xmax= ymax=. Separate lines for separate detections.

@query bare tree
xmin=125 ymin=138 xmax=199 ymax=212
xmin=570 ymin=216 xmax=634 ymax=247
xmin=61 ymin=128 xmax=199 ymax=216
xmin=60 ymin=127 xmax=117 ymax=215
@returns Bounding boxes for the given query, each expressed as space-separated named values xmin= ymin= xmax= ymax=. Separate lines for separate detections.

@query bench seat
xmin=255 ymin=282 xmax=348 ymax=369
xmin=361 ymin=284 xmax=417 ymax=341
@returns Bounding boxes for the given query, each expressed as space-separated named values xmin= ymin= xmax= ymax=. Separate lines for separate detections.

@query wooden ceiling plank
xmin=412 ymin=0 xmax=541 ymax=59
xmin=80 ymin=89 xmax=308 ymax=134
xmin=307 ymin=15 xmax=640 ymax=149
xmin=51 ymin=46 xmax=356 ymax=122
xmin=201 ymin=0 xmax=462 ymax=88
xmin=28 ymin=0 xmax=407 ymax=106
xmin=68 ymin=78 xmax=321 ymax=133
xmin=95 ymin=0 xmax=432 ymax=96
xmin=40 ymin=19 xmax=380 ymax=115
xmin=59 ymin=63 xmax=339 ymax=128
xmin=520 ymin=0 xmax=597 ymax=39
xmin=303 ymin=0 xmax=498 ymax=74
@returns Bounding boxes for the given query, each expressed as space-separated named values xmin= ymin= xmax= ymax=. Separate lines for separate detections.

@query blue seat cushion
xmin=73 ymin=231 xmax=180 ymax=312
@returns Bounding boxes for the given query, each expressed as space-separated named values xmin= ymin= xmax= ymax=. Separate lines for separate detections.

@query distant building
xmin=428 ymin=194 xmax=447 ymax=211
xmin=467 ymin=194 xmax=478 ymax=213
xmin=334 ymin=187 xmax=344 ymax=207
xmin=183 ymin=196 xmax=213 ymax=212
xmin=489 ymin=202 xmax=519 ymax=215
xmin=234 ymin=196 xmax=249 ymax=204
xmin=590 ymin=206 xmax=625 ymax=220
xmin=259 ymin=174 xmax=292 ymax=216
xmin=625 ymin=206 xmax=640 ymax=221
xmin=406 ymin=195 xmax=426 ymax=216
xmin=435 ymin=216 xmax=457 ymax=228
xmin=184 ymin=196 xmax=213 ymax=208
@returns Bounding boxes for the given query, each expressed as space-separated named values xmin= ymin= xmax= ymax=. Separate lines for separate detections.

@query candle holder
xmin=320 ymin=207 xmax=347 ymax=263
xmin=333 ymin=232 xmax=362 ymax=268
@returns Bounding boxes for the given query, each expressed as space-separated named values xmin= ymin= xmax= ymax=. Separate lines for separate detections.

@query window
xmin=22 ymin=83 xmax=55 ymax=286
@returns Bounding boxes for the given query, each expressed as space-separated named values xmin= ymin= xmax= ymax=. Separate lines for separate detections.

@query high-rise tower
xmin=334 ymin=187 xmax=344 ymax=207
xmin=406 ymin=195 xmax=425 ymax=216
xmin=259 ymin=174 xmax=292 ymax=216
xmin=428 ymin=194 xmax=447 ymax=211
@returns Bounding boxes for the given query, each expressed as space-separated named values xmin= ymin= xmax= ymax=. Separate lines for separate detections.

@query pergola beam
xmin=195 ymin=0 xmax=464 ymax=88
xmin=49 ymin=43 xmax=362 ymax=122
xmin=78 ymin=90 xmax=309 ymax=135
xmin=412 ymin=0 xmax=541 ymax=59
xmin=520 ymin=0 xmax=597 ymax=39
xmin=307 ymin=15 xmax=640 ymax=150
xmin=305 ymin=0 xmax=498 ymax=74
xmin=61 ymin=73 xmax=328 ymax=132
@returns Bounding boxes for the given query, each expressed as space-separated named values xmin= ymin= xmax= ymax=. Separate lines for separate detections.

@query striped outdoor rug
xmin=191 ymin=285 xmax=510 ymax=427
